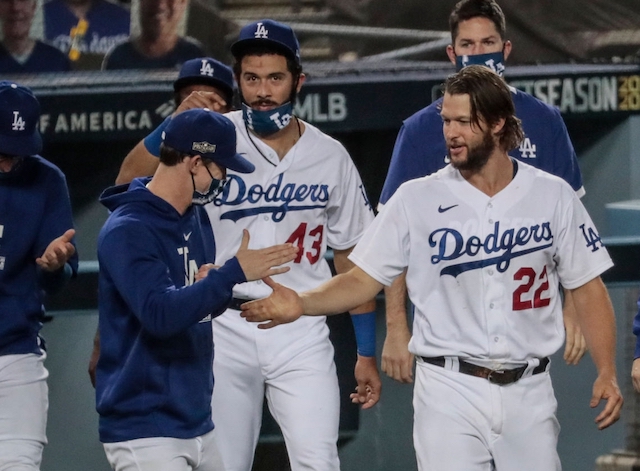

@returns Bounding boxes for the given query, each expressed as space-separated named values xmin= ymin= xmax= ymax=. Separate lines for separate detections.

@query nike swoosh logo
xmin=184 ymin=232 xmax=192 ymax=241
xmin=438 ymin=204 xmax=458 ymax=213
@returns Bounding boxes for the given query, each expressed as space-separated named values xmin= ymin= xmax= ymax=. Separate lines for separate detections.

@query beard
xmin=449 ymin=129 xmax=496 ymax=172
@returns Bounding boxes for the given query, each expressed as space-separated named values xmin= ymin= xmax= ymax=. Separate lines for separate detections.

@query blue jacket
xmin=0 ymin=155 xmax=78 ymax=355
xmin=96 ymin=178 xmax=245 ymax=442
xmin=379 ymin=87 xmax=584 ymax=206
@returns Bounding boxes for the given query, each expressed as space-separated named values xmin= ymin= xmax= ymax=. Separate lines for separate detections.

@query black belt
xmin=228 ymin=297 xmax=255 ymax=311
xmin=420 ymin=356 xmax=550 ymax=385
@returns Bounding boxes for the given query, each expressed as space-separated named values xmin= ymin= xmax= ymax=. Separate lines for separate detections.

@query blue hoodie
xmin=0 ymin=155 xmax=78 ymax=356
xmin=96 ymin=178 xmax=245 ymax=443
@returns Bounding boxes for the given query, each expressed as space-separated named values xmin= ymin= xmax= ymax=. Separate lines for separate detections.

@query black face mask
xmin=191 ymin=164 xmax=227 ymax=206
xmin=0 ymin=156 xmax=28 ymax=184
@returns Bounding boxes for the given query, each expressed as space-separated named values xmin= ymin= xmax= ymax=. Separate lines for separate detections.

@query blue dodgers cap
xmin=0 ymin=81 xmax=42 ymax=156
xmin=231 ymin=19 xmax=301 ymax=65
xmin=162 ymin=108 xmax=254 ymax=174
xmin=173 ymin=57 xmax=234 ymax=103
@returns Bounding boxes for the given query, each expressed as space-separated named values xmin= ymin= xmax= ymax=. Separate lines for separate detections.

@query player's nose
xmin=443 ymin=122 xmax=458 ymax=140
xmin=255 ymin=82 xmax=271 ymax=99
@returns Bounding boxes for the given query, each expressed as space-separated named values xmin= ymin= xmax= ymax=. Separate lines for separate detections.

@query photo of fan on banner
xmin=0 ymin=0 xmax=72 ymax=73
xmin=0 ymin=0 xmax=233 ymax=73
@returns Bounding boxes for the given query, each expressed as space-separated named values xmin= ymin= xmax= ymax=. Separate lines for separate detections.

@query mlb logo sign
xmin=254 ymin=22 xmax=269 ymax=39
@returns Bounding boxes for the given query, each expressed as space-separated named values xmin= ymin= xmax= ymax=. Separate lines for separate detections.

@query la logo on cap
xmin=199 ymin=59 xmax=215 ymax=77
xmin=11 ymin=111 xmax=25 ymax=131
xmin=254 ymin=22 xmax=268 ymax=39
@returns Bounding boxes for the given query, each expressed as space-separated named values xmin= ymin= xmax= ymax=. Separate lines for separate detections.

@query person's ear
xmin=492 ymin=118 xmax=506 ymax=136
xmin=296 ymin=73 xmax=306 ymax=93
xmin=503 ymin=40 xmax=512 ymax=61
xmin=188 ymin=155 xmax=201 ymax=174
xmin=446 ymin=44 xmax=456 ymax=65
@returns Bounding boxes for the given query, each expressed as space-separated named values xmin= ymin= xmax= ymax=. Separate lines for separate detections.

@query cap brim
xmin=173 ymin=76 xmax=234 ymax=103
xmin=214 ymin=152 xmax=255 ymax=173
xmin=0 ymin=129 xmax=42 ymax=156
xmin=231 ymin=38 xmax=298 ymax=63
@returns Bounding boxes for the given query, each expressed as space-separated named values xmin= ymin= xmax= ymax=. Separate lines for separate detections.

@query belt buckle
xmin=487 ymin=369 xmax=507 ymax=385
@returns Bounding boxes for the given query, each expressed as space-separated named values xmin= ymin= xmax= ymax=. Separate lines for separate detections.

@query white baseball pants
xmin=0 ymin=352 xmax=48 ymax=471
xmin=103 ymin=429 xmax=224 ymax=471
xmin=212 ymin=313 xmax=340 ymax=471
xmin=413 ymin=359 xmax=561 ymax=471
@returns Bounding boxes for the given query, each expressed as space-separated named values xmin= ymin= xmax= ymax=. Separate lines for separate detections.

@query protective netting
xmin=1 ymin=0 xmax=637 ymax=81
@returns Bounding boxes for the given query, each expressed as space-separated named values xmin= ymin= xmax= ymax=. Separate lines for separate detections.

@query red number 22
xmin=512 ymin=266 xmax=551 ymax=311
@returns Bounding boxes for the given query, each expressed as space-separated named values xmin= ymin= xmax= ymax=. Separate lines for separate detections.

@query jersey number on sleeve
xmin=286 ymin=223 xmax=324 ymax=264
xmin=512 ymin=266 xmax=551 ymax=311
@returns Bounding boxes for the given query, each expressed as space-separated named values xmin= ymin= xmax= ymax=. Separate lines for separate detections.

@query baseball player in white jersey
xmin=240 ymin=66 xmax=623 ymax=471
xmin=381 ymin=0 xmax=588 ymax=386
xmin=205 ymin=19 xmax=381 ymax=471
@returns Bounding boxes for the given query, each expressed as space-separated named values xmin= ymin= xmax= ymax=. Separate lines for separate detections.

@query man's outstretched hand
xmin=240 ymin=276 xmax=304 ymax=328
xmin=235 ymin=230 xmax=298 ymax=281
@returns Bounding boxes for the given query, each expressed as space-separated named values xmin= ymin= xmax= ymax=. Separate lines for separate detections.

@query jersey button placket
xmin=484 ymin=199 xmax=506 ymax=358
xmin=265 ymin=172 xmax=284 ymax=252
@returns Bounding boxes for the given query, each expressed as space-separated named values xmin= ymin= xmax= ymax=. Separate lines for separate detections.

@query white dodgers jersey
xmin=207 ymin=110 xmax=374 ymax=301
xmin=350 ymin=161 xmax=612 ymax=362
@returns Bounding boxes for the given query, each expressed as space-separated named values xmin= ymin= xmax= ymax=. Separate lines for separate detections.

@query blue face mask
xmin=192 ymin=165 xmax=226 ymax=206
xmin=455 ymin=51 xmax=506 ymax=77
xmin=242 ymin=102 xmax=294 ymax=137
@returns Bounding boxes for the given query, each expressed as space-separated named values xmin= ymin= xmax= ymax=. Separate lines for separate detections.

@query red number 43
xmin=286 ymin=223 xmax=324 ymax=264
xmin=512 ymin=266 xmax=551 ymax=311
